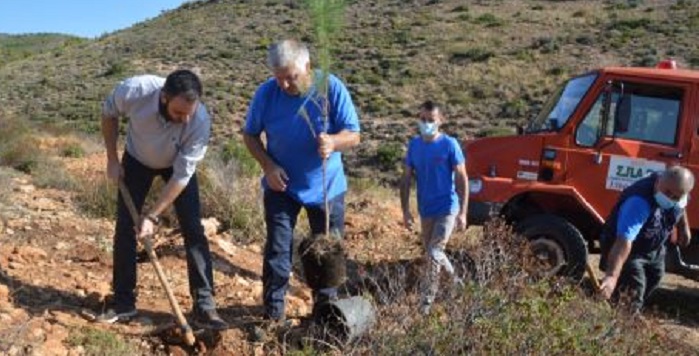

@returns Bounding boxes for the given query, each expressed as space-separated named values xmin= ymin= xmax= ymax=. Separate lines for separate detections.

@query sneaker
xmin=94 ymin=306 xmax=138 ymax=324
xmin=192 ymin=308 xmax=229 ymax=331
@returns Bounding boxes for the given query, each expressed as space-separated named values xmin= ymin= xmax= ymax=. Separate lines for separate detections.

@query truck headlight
xmin=469 ymin=178 xmax=483 ymax=194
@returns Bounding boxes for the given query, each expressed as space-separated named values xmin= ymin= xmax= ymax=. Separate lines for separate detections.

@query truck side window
xmin=575 ymin=94 xmax=616 ymax=147
xmin=576 ymin=84 xmax=682 ymax=147
xmin=615 ymin=91 xmax=681 ymax=145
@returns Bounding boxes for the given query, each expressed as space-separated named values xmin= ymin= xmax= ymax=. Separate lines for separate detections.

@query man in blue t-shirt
xmin=243 ymin=40 xmax=361 ymax=324
xmin=599 ymin=166 xmax=694 ymax=312
xmin=400 ymin=100 xmax=469 ymax=315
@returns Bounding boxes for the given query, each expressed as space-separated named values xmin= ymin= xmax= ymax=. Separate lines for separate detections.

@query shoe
xmin=192 ymin=308 xmax=229 ymax=331
xmin=250 ymin=318 xmax=292 ymax=342
xmin=94 ymin=305 xmax=138 ymax=324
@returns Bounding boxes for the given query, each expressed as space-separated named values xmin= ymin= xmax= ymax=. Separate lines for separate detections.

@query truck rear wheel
xmin=515 ymin=214 xmax=588 ymax=281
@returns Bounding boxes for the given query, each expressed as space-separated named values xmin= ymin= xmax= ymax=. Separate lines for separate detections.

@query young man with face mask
xmin=95 ymin=69 xmax=228 ymax=330
xmin=599 ymin=166 xmax=695 ymax=313
xmin=400 ymin=100 xmax=469 ymax=315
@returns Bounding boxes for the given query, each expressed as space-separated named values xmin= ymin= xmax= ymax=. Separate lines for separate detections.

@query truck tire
xmin=515 ymin=214 xmax=588 ymax=281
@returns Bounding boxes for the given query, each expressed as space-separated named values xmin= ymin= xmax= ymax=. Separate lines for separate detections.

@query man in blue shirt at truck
xmin=599 ymin=166 xmax=694 ymax=313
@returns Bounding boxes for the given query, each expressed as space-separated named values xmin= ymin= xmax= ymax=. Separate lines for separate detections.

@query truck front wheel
xmin=515 ymin=214 xmax=588 ymax=281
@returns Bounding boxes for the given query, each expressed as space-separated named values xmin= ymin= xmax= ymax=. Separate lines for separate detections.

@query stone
xmin=248 ymin=244 xmax=262 ymax=254
xmin=215 ymin=238 xmax=236 ymax=256
xmin=8 ymin=262 xmax=22 ymax=270
xmin=15 ymin=184 xmax=35 ymax=193
xmin=250 ymin=282 xmax=263 ymax=298
xmin=201 ymin=217 xmax=220 ymax=237
xmin=0 ymin=284 xmax=10 ymax=300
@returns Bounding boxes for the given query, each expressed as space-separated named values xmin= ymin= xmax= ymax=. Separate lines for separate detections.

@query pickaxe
xmin=118 ymin=180 xmax=196 ymax=346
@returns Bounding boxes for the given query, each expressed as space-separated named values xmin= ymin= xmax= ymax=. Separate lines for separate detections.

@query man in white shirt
xmin=95 ymin=69 xmax=227 ymax=330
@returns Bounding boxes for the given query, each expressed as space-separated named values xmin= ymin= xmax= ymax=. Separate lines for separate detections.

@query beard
xmin=158 ymin=99 xmax=175 ymax=122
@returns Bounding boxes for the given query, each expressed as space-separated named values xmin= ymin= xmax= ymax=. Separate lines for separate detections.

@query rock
xmin=0 ymin=313 xmax=11 ymax=323
xmin=33 ymin=197 xmax=57 ymax=211
xmin=235 ymin=275 xmax=251 ymax=287
xmin=27 ymin=320 xmax=46 ymax=342
xmin=8 ymin=262 xmax=22 ymax=270
xmin=215 ymin=238 xmax=237 ymax=256
xmin=5 ymin=228 xmax=14 ymax=235
xmin=15 ymin=184 xmax=35 ymax=193
xmin=201 ymin=217 xmax=220 ymax=237
xmin=0 ymin=284 xmax=10 ymax=300
xmin=55 ymin=242 xmax=69 ymax=250
xmin=0 ymin=300 xmax=14 ymax=312
xmin=7 ymin=345 xmax=21 ymax=356
xmin=13 ymin=246 xmax=48 ymax=260
xmin=250 ymin=282 xmax=263 ymax=298
xmin=248 ymin=244 xmax=262 ymax=254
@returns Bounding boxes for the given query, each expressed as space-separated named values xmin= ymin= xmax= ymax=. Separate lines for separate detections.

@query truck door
xmin=564 ymin=78 xmax=691 ymax=220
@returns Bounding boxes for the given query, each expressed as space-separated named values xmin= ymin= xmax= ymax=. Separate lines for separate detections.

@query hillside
xmin=0 ymin=33 xmax=85 ymax=68
xmin=1 ymin=0 xmax=698 ymax=180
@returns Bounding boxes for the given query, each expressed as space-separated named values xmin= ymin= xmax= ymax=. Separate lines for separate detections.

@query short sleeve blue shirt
xmin=244 ymin=72 xmax=360 ymax=205
xmin=616 ymin=196 xmax=652 ymax=241
xmin=405 ymin=134 xmax=465 ymax=217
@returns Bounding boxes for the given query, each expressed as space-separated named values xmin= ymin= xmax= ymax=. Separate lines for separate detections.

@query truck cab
xmin=466 ymin=60 xmax=699 ymax=280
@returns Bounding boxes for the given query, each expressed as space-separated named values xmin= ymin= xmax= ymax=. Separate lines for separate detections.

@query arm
xmin=101 ymin=114 xmax=122 ymax=182
xmin=599 ymin=238 xmax=633 ymax=299
xmin=243 ymin=133 xmax=288 ymax=192
xmin=677 ymin=212 xmax=691 ymax=248
xmin=455 ymin=162 xmax=469 ymax=230
xmin=101 ymin=81 xmax=130 ymax=182
xmin=318 ymin=130 xmax=361 ymax=159
xmin=399 ymin=163 xmax=415 ymax=230
xmin=319 ymin=76 xmax=361 ymax=159
xmin=598 ymin=196 xmax=649 ymax=299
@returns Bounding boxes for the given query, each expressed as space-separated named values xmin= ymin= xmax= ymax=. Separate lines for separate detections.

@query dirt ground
xmin=1 ymin=151 xmax=698 ymax=354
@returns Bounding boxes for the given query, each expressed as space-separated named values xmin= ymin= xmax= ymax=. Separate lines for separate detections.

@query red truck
xmin=466 ymin=60 xmax=699 ymax=280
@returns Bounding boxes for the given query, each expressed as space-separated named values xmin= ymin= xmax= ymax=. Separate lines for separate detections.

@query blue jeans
xmin=262 ymin=189 xmax=345 ymax=320
xmin=112 ymin=152 xmax=216 ymax=312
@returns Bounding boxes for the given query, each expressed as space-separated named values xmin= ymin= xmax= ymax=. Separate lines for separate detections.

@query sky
xmin=0 ymin=0 xmax=188 ymax=38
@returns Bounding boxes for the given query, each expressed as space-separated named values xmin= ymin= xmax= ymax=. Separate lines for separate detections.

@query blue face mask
xmin=419 ymin=122 xmax=438 ymax=137
xmin=654 ymin=191 xmax=677 ymax=210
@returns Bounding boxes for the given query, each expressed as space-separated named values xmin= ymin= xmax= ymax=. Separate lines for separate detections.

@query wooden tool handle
xmin=118 ymin=180 xmax=196 ymax=346
xmin=585 ymin=260 xmax=602 ymax=293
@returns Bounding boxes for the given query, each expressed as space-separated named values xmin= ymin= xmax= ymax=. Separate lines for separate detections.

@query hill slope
xmin=1 ymin=0 xmax=698 ymax=179
xmin=0 ymin=33 xmax=85 ymax=68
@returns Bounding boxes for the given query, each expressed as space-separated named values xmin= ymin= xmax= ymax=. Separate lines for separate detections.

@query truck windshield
xmin=529 ymin=73 xmax=597 ymax=132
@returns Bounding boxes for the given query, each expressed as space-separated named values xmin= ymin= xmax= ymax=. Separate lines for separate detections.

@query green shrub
xmin=220 ymin=138 xmax=259 ymax=177
xmin=474 ymin=13 xmax=504 ymax=27
xmin=67 ymin=327 xmax=134 ymax=356
xmin=77 ymin=177 xmax=117 ymax=219
xmin=32 ymin=159 xmax=79 ymax=191
xmin=376 ymin=142 xmax=404 ymax=170
xmin=199 ymin=155 xmax=265 ymax=244
xmin=449 ymin=46 xmax=494 ymax=63
xmin=61 ymin=142 xmax=85 ymax=158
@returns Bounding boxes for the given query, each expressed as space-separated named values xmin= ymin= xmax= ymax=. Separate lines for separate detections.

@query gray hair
xmin=267 ymin=40 xmax=310 ymax=71
xmin=661 ymin=165 xmax=695 ymax=193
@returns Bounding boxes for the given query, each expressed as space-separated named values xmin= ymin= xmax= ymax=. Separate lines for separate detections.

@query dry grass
xmin=275 ymin=221 xmax=692 ymax=355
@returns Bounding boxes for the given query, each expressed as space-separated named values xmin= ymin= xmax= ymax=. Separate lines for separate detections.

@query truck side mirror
xmin=614 ymin=94 xmax=631 ymax=134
